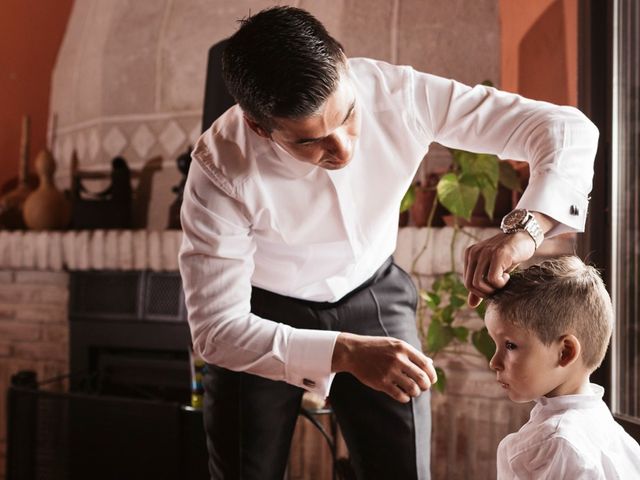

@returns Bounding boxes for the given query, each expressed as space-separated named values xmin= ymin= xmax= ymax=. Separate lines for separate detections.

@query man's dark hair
xmin=222 ymin=6 xmax=345 ymax=131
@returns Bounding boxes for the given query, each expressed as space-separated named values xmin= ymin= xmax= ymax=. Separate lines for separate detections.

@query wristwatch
xmin=500 ymin=209 xmax=544 ymax=249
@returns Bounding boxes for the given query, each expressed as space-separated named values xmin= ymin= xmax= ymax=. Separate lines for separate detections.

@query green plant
xmin=437 ymin=149 xmax=522 ymax=222
xmin=403 ymin=147 xmax=523 ymax=392
xmin=420 ymin=268 xmax=494 ymax=392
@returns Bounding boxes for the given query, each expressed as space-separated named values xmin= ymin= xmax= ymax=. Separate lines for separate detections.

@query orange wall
xmin=0 ymin=0 xmax=74 ymax=190
xmin=500 ymin=0 xmax=577 ymax=105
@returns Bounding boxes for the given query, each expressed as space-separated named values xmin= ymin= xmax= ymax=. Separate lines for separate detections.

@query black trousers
xmin=201 ymin=258 xmax=431 ymax=480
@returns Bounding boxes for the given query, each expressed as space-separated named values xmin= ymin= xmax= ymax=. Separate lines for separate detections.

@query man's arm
xmin=179 ymin=159 xmax=339 ymax=397
xmin=407 ymin=71 xmax=598 ymax=301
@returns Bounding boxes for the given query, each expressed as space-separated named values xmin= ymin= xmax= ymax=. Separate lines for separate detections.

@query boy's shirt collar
xmin=534 ymin=383 xmax=604 ymax=413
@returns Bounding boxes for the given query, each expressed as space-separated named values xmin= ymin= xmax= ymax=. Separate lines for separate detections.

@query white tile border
xmin=0 ymin=227 xmax=574 ymax=272
xmin=0 ymin=230 xmax=182 ymax=271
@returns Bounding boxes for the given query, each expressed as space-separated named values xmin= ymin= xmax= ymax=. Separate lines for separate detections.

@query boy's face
xmin=485 ymin=306 xmax=565 ymax=403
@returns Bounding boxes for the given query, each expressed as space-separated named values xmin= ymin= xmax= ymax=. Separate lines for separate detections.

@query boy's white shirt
xmin=497 ymin=384 xmax=640 ymax=479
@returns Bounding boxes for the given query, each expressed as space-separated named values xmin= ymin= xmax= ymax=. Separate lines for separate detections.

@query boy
xmin=485 ymin=255 xmax=640 ymax=478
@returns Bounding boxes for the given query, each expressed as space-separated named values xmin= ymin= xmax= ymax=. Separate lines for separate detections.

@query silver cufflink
xmin=570 ymin=205 xmax=579 ymax=216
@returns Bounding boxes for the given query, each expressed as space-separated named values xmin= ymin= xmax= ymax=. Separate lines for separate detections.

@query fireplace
xmin=68 ymin=270 xmax=191 ymax=403
xmin=6 ymin=267 xmax=210 ymax=480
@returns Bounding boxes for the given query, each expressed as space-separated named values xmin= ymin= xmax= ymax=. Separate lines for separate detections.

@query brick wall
xmin=0 ymin=228 xmax=573 ymax=479
xmin=0 ymin=271 xmax=69 ymax=478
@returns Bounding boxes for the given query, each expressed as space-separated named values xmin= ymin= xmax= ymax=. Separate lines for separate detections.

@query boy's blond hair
xmin=485 ymin=255 xmax=613 ymax=370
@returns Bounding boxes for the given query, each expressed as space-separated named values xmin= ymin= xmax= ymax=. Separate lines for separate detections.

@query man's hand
xmin=331 ymin=332 xmax=437 ymax=403
xmin=463 ymin=230 xmax=535 ymax=307
xmin=464 ymin=212 xmax=556 ymax=307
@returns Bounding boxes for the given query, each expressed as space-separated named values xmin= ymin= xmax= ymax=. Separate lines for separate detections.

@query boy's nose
xmin=489 ymin=352 xmax=503 ymax=371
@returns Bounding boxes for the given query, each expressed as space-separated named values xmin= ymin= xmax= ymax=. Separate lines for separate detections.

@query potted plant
xmin=400 ymin=148 xmax=524 ymax=391
xmin=438 ymin=148 xmax=522 ymax=227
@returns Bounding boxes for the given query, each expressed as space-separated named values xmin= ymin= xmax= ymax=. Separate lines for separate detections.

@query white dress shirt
xmin=179 ymin=57 xmax=599 ymax=397
xmin=497 ymin=384 xmax=640 ymax=479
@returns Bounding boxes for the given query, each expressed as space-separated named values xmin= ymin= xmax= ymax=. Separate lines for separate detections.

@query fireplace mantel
xmin=0 ymin=230 xmax=182 ymax=272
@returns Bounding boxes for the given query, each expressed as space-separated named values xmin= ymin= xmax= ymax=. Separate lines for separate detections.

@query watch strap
xmin=521 ymin=214 xmax=544 ymax=249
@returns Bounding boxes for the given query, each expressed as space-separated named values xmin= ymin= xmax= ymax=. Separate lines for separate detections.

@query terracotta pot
xmin=398 ymin=209 xmax=410 ymax=227
xmin=409 ymin=176 xmax=447 ymax=227
xmin=22 ymin=150 xmax=71 ymax=230
xmin=410 ymin=185 xmax=437 ymax=227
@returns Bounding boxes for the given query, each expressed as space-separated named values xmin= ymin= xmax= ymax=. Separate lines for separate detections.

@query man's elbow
xmin=569 ymin=106 xmax=600 ymax=143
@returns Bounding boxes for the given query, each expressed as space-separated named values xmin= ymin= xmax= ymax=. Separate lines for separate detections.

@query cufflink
xmin=570 ymin=205 xmax=579 ymax=216
xmin=303 ymin=378 xmax=316 ymax=388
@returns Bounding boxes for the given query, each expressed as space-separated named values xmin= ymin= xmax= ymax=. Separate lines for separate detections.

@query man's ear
xmin=558 ymin=334 xmax=581 ymax=367
xmin=244 ymin=115 xmax=272 ymax=139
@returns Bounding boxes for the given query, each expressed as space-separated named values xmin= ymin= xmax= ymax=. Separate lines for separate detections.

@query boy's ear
xmin=558 ymin=334 xmax=581 ymax=367
xmin=244 ymin=115 xmax=272 ymax=139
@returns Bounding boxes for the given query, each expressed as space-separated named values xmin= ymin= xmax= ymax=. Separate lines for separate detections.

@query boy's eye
xmin=505 ymin=341 xmax=517 ymax=350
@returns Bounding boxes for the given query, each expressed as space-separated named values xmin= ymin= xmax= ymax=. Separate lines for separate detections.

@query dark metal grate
xmin=144 ymin=273 xmax=184 ymax=321
xmin=70 ymin=272 xmax=141 ymax=319
xmin=7 ymin=386 xmax=187 ymax=480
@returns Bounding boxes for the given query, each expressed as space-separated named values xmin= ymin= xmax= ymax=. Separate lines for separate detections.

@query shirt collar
xmin=534 ymin=383 xmax=605 ymax=412
xmin=269 ymin=140 xmax=319 ymax=179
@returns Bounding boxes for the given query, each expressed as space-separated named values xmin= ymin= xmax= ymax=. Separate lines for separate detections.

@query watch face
xmin=503 ymin=209 xmax=528 ymax=229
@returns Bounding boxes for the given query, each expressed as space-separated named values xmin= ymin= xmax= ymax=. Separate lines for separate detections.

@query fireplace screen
xmin=68 ymin=270 xmax=192 ymax=403
xmin=7 ymin=270 xmax=210 ymax=480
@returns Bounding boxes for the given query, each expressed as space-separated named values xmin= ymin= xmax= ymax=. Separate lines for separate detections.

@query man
xmin=179 ymin=6 xmax=598 ymax=479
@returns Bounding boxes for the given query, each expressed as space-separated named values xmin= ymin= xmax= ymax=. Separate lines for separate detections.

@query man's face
xmin=485 ymin=307 xmax=565 ymax=403
xmin=268 ymin=70 xmax=361 ymax=170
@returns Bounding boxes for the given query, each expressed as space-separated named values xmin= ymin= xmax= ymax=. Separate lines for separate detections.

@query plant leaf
xmin=499 ymin=161 xmax=523 ymax=193
xmin=452 ymin=326 xmax=469 ymax=342
xmin=450 ymin=274 xmax=468 ymax=297
xmin=400 ymin=184 xmax=416 ymax=213
xmin=450 ymin=294 xmax=466 ymax=309
xmin=459 ymin=153 xmax=500 ymax=190
xmin=437 ymin=173 xmax=479 ymax=220
xmin=442 ymin=305 xmax=457 ymax=324
xmin=450 ymin=149 xmax=475 ymax=171
xmin=426 ymin=319 xmax=454 ymax=353
xmin=433 ymin=366 xmax=446 ymax=393
xmin=480 ymin=183 xmax=498 ymax=219
xmin=420 ymin=290 xmax=440 ymax=310
xmin=472 ymin=327 xmax=496 ymax=363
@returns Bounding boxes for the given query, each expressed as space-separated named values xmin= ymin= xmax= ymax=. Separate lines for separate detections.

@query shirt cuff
xmin=285 ymin=328 xmax=340 ymax=398
xmin=516 ymin=172 xmax=590 ymax=238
